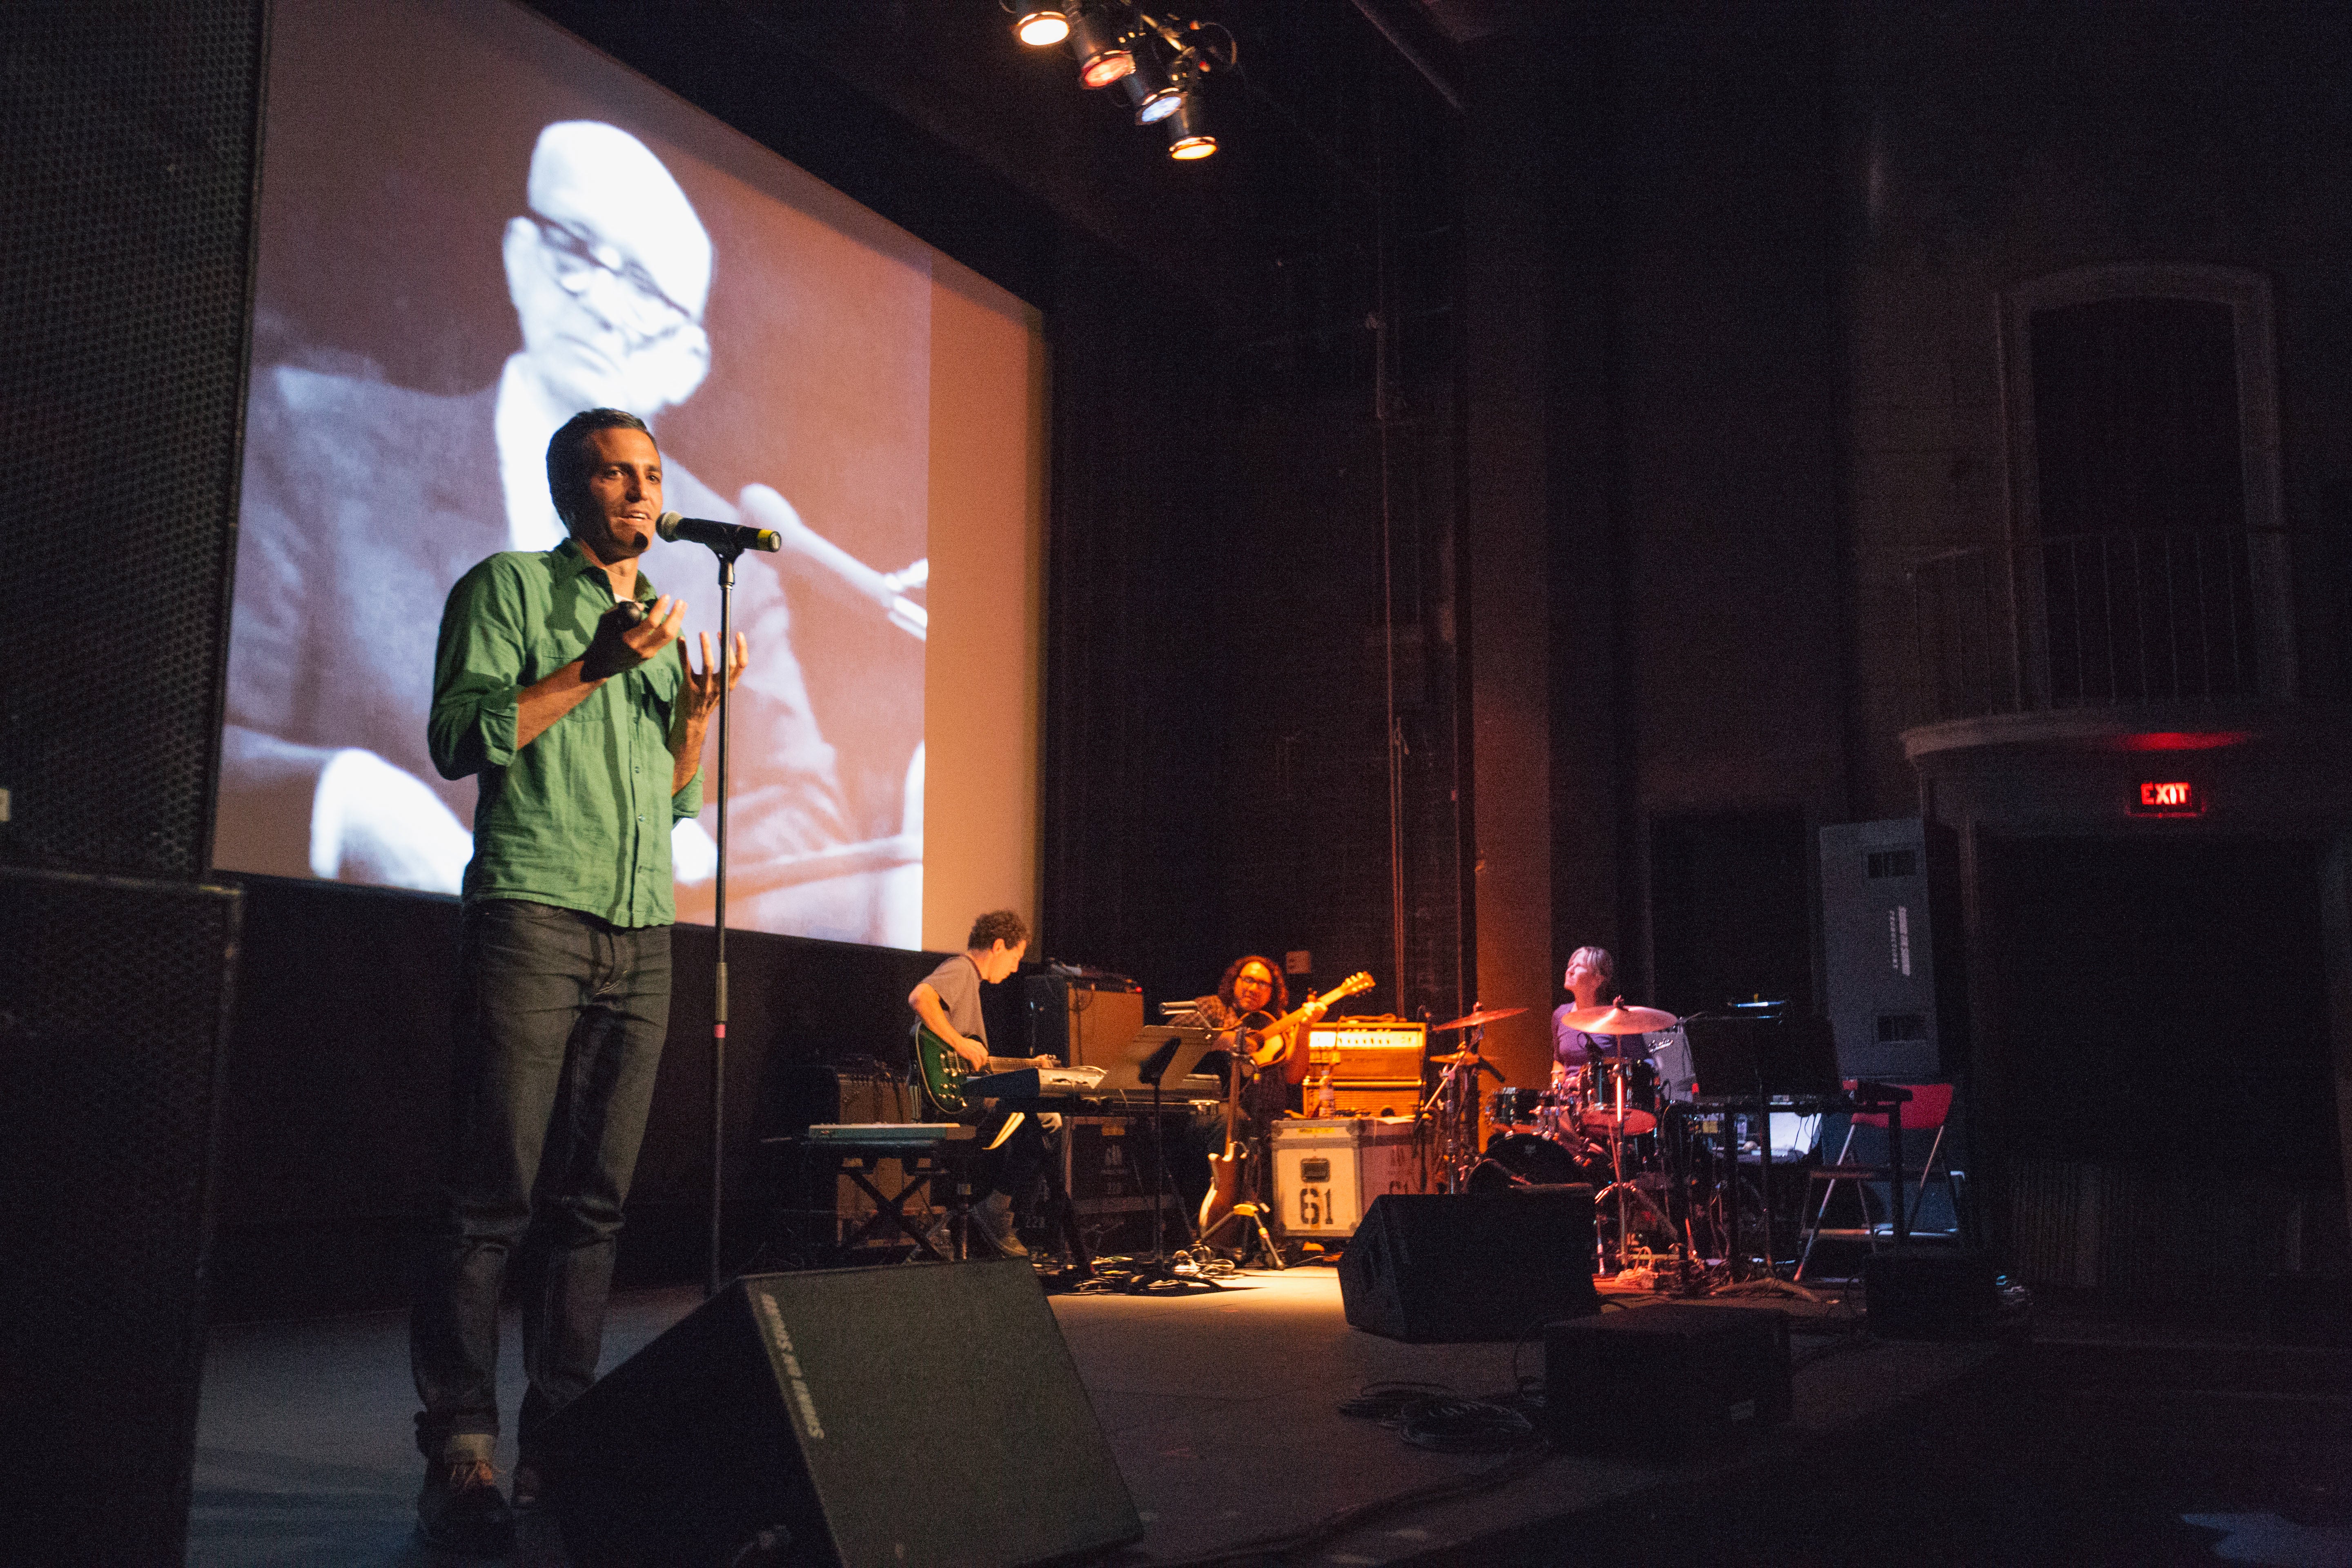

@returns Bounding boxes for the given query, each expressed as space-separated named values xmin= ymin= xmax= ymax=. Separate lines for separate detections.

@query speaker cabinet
xmin=1338 ymin=1192 xmax=1599 ymax=1342
xmin=1024 ymin=973 xmax=1145 ymax=1069
xmin=0 ymin=869 xmax=242 ymax=1564
xmin=539 ymin=1261 xmax=1143 ymax=1567
xmin=1544 ymin=1304 xmax=1792 ymax=1456
xmin=1820 ymin=819 xmax=1968 ymax=1080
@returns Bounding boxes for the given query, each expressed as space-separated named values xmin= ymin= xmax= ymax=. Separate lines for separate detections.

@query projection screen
xmin=215 ymin=0 xmax=1045 ymax=953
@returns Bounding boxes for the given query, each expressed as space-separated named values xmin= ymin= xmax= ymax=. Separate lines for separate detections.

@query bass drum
xmin=1467 ymin=1131 xmax=1587 ymax=1194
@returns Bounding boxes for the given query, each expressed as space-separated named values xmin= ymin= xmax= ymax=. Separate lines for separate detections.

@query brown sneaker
xmin=417 ymin=1455 xmax=514 ymax=1555
xmin=973 ymin=1192 xmax=1030 ymax=1258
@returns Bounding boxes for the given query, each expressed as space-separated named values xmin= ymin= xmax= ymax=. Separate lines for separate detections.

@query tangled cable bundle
xmin=1338 ymin=1381 xmax=1542 ymax=1452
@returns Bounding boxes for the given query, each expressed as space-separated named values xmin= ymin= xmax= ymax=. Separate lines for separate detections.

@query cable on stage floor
xmin=1339 ymin=1379 xmax=1545 ymax=1453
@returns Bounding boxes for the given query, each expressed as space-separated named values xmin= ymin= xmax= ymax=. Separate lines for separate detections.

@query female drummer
xmin=1552 ymin=945 xmax=1633 ymax=1071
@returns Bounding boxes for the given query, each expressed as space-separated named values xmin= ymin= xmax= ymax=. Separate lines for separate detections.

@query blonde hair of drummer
xmin=1562 ymin=946 xmax=1615 ymax=1011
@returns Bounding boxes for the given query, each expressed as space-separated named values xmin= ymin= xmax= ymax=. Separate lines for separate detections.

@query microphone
xmin=656 ymin=511 xmax=780 ymax=553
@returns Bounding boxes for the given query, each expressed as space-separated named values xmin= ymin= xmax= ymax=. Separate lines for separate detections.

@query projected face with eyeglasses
xmin=501 ymin=120 xmax=715 ymax=420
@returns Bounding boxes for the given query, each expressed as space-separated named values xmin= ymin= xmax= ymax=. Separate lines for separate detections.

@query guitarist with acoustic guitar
xmin=1194 ymin=959 xmax=1374 ymax=1245
xmin=906 ymin=909 xmax=1056 ymax=1257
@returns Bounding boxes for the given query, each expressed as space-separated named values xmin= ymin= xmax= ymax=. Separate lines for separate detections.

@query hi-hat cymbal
xmin=1558 ymin=1002 xmax=1679 ymax=1035
xmin=1432 ymin=1004 xmax=1528 ymax=1033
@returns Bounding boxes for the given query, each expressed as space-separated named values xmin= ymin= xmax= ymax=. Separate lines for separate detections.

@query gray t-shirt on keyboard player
xmin=920 ymin=953 xmax=987 ymax=1049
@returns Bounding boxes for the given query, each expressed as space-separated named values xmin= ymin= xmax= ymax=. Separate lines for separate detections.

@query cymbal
xmin=1429 ymin=1049 xmax=1487 ymax=1065
xmin=1432 ymin=1004 xmax=1528 ymax=1032
xmin=1558 ymin=1002 xmax=1679 ymax=1036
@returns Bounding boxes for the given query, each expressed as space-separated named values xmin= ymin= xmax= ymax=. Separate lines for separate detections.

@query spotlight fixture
xmin=1067 ymin=5 xmax=1134 ymax=88
xmin=1013 ymin=3 xmax=1234 ymax=158
xmin=1011 ymin=5 xmax=1069 ymax=46
xmin=1164 ymin=91 xmax=1215 ymax=159
xmin=1120 ymin=54 xmax=1184 ymax=124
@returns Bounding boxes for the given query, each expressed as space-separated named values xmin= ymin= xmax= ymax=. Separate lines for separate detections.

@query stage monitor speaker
xmin=1338 ymin=1192 xmax=1599 ymax=1343
xmin=538 ymin=1260 xmax=1143 ymax=1567
xmin=1863 ymin=1248 xmax=2026 ymax=1341
xmin=1544 ymin=1304 xmax=1792 ymax=1456
xmin=1820 ymin=818 xmax=1968 ymax=1080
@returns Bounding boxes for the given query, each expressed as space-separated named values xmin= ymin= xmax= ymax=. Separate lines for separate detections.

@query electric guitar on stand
xmin=1198 ymin=971 xmax=1374 ymax=1241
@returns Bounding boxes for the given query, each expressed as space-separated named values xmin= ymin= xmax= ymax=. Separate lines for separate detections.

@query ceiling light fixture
xmin=1067 ymin=5 xmax=1135 ymax=88
xmin=1011 ymin=3 xmax=1234 ymax=158
xmin=1165 ymin=91 xmax=1215 ymax=159
xmin=1012 ymin=6 xmax=1069 ymax=46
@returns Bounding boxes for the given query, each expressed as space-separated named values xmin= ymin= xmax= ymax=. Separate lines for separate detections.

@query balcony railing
xmin=1907 ymin=529 xmax=2302 ymax=727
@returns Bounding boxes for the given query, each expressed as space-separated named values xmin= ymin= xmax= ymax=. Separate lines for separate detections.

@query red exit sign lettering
xmin=2132 ymin=780 xmax=2202 ymax=816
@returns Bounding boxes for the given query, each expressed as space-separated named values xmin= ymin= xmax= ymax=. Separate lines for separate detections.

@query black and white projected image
xmin=217 ymin=0 xmax=935 ymax=948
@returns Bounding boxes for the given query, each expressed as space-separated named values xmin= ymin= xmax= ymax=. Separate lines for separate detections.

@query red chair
xmin=1796 ymin=1080 xmax=1964 ymax=1281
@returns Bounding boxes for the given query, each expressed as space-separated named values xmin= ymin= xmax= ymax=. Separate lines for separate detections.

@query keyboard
xmin=804 ymin=1122 xmax=977 ymax=1147
xmin=960 ymin=1065 xmax=1107 ymax=1100
xmin=1686 ymin=1092 xmax=1850 ymax=1113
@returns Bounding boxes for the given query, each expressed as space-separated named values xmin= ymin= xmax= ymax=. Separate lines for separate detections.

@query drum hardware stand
xmin=1588 ymin=1056 xmax=1675 ymax=1275
xmin=1425 ymin=1010 xmax=1515 ymax=1192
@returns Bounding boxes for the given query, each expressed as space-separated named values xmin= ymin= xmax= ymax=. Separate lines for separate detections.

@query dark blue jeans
xmin=410 ymin=899 xmax=671 ymax=1461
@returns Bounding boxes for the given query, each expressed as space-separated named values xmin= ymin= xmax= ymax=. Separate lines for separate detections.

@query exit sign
xmin=2131 ymin=780 xmax=2203 ymax=817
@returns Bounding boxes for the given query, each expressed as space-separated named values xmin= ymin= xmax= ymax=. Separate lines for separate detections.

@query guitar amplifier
xmin=1305 ymin=1018 xmax=1427 ymax=1087
xmin=1026 ymin=972 xmax=1146 ymax=1073
xmin=1325 ymin=1084 xmax=1423 ymax=1118
xmin=1270 ymin=1118 xmax=1427 ymax=1238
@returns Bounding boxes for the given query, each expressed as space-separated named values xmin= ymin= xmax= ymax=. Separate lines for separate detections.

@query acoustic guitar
xmin=1198 ymin=971 xmax=1373 ymax=1241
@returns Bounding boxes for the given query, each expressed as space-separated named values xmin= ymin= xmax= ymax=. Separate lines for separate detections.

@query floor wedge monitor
xmin=1338 ymin=1191 xmax=1600 ymax=1342
xmin=538 ymin=1260 xmax=1143 ymax=1566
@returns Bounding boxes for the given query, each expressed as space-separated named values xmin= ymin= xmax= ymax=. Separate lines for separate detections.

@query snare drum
xmin=1489 ymin=1086 xmax=1547 ymax=1130
xmin=1575 ymin=1056 xmax=1660 ymax=1137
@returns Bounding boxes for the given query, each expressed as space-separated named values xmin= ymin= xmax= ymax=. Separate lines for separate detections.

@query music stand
xmin=1683 ymin=1010 xmax=1840 ymax=1298
xmin=1114 ymin=1026 xmax=1220 ymax=1293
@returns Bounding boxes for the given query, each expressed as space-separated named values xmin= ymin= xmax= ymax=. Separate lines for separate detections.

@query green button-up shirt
xmin=430 ymin=539 xmax=702 ymax=928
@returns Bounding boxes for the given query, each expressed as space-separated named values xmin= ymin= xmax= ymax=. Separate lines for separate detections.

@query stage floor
xmin=191 ymin=1262 xmax=2352 ymax=1566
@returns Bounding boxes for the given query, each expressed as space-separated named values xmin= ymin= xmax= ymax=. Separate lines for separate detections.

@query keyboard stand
xmin=780 ymin=1129 xmax=979 ymax=1262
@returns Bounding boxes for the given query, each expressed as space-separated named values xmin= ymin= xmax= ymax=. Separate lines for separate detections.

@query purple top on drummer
xmin=1551 ymin=945 xmax=1639 ymax=1067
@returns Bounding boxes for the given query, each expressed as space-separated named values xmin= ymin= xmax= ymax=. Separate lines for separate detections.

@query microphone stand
xmin=704 ymin=544 xmax=744 ymax=1298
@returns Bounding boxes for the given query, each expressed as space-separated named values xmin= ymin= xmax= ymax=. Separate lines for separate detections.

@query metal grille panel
xmin=0 ymin=869 xmax=242 ymax=1564
xmin=2 ymin=1 xmax=266 ymax=877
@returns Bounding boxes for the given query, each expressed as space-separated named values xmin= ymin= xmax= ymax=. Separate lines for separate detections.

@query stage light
xmin=1121 ymin=58 xmax=1184 ymax=124
xmin=1067 ymin=5 xmax=1134 ymax=87
xmin=1165 ymin=92 xmax=1215 ymax=159
xmin=1013 ymin=6 xmax=1069 ymax=46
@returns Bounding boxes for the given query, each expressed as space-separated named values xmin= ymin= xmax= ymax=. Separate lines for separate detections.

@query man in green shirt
xmin=409 ymin=407 xmax=741 ymax=1554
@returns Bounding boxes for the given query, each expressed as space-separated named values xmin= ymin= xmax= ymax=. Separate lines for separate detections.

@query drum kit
xmin=1424 ymin=998 xmax=1702 ymax=1276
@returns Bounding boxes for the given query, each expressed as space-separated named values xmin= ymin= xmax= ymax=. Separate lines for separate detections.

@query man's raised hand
xmin=580 ymin=594 xmax=685 ymax=682
xmin=680 ymin=629 xmax=750 ymax=724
